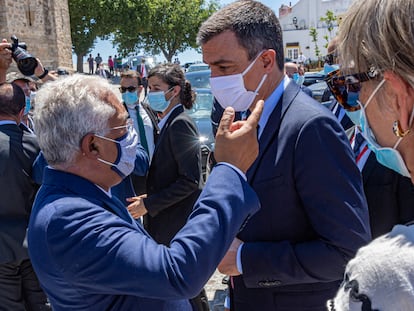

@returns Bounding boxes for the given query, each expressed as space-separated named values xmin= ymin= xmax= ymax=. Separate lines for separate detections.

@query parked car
xmin=307 ymin=81 xmax=329 ymax=102
xmin=187 ymin=63 xmax=210 ymax=72
xmin=185 ymin=69 xmax=211 ymax=89
xmin=303 ymin=65 xmax=339 ymax=86
xmin=185 ymin=88 xmax=215 ymax=181
xmin=303 ymin=70 xmax=326 ymax=86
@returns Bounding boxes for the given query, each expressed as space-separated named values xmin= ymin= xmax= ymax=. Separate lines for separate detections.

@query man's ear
xmin=383 ymin=70 xmax=414 ymax=130
xmin=17 ymin=108 xmax=25 ymax=122
xmin=261 ymin=49 xmax=276 ymax=73
xmin=80 ymin=133 xmax=99 ymax=157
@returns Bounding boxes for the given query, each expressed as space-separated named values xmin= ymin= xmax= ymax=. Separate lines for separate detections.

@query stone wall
xmin=0 ymin=0 xmax=73 ymax=71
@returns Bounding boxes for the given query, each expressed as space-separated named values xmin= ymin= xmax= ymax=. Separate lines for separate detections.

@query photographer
xmin=0 ymin=37 xmax=57 ymax=84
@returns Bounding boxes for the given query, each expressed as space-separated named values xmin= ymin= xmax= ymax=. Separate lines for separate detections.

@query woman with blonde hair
xmin=326 ymin=0 xmax=414 ymax=310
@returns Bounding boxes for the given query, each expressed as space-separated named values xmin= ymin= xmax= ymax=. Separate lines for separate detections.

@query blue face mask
xmin=147 ymin=87 xmax=174 ymax=113
xmin=292 ymin=73 xmax=299 ymax=83
xmin=324 ymin=63 xmax=337 ymax=75
xmin=297 ymin=75 xmax=305 ymax=86
xmin=122 ymin=91 xmax=139 ymax=106
xmin=343 ymin=90 xmax=361 ymax=126
xmin=359 ymin=79 xmax=412 ymax=177
xmin=24 ymin=96 xmax=31 ymax=115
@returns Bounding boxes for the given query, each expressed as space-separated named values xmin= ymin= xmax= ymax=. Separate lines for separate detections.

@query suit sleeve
xmin=241 ymin=114 xmax=371 ymax=287
xmin=144 ymin=118 xmax=201 ymax=216
xmin=46 ymin=164 xmax=260 ymax=299
xmin=132 ymin=143 xmax=149 ymax=176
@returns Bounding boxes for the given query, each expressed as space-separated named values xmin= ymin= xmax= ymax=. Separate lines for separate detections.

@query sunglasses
xmin=119 ymin=86 xmax=137 ymax=93
xmin=325 ymin=69 xmax=378 ymax=111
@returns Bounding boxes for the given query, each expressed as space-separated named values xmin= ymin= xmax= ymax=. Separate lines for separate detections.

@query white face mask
xmin=210 ymin=51 xmax=268 ymax=112
xmin=95 ymin=125 xmax=139 ymax=178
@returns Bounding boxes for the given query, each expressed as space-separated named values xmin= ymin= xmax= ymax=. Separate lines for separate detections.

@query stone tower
xmin=0 ymin=0 xmax=73 ymax=71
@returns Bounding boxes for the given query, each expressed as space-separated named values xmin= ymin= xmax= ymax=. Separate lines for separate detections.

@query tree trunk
xmin=76 ymin=53 xmax=85 ymax=73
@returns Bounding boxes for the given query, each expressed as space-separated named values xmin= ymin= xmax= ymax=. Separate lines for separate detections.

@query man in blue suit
xmin=27 ymin=74 xmax=263 ymax=311
xmin=198 ymin=1 xmax=371 ymax=310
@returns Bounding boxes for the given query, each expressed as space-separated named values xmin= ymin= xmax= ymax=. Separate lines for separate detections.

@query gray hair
xmin=338 ymin=0 xmax=414 ymax=88
xmin=197 ymin=0 xmax=284 ymax=70
xmin=33 ymin=75 xmax=118 ymax=167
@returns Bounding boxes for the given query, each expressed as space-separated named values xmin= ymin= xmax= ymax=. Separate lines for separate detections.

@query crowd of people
xmin=1 ymin=0 xmax=414 ymax=310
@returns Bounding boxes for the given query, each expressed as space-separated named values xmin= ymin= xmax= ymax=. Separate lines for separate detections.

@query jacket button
xmin=258 ymin=280 xmax=282 ymax=287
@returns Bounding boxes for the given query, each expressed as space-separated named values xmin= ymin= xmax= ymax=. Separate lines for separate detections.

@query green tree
xmin=320 ymin=10 xmax=337 ymax=49
xmin=69 ymin=0 xmax=120 ymax=72
xmin=113 ymin=0 xmax=219 ymax=62
xmin=309 ymin=26 xmax=320 ymax=63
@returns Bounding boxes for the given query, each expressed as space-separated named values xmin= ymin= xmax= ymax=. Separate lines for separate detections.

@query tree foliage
xmin=309 ymin=27 xmax=320 ymax=59
xmin=113 ymin=0 xmax=219 ymax=62
xmin=320 ymin=10 xmax=337 ymax=49
xmin=69 ymin=0 xmax=119 ymax=72
xmin=69 ymin=0 xmax=219 ymax=70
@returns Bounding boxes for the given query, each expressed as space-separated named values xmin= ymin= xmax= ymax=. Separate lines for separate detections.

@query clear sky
xmin=74 ymin=0 xmax=299 ymax=67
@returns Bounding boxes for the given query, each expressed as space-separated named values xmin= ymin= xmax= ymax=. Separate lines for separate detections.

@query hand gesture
xmin=214 ymin=100 xmax=264 ymax=173
xmin=127 ymin=194 xmax=148 ymax=219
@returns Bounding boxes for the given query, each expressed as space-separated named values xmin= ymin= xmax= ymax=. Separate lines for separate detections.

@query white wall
xmin=279 ymin=0 xmax=353 ymax=62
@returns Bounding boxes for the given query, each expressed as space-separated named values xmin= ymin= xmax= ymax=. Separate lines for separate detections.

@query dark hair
xmin=0 ymin=82 xmax=25 ymax=116
xmin=197 ymin=0 xmax=285 ymax=70
xmin=120 ymin=70 xmax=142 ymax=86
xmin=148 ymin=64 xmax=195 ymax=109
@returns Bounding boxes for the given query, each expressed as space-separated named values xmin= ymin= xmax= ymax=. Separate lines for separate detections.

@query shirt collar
xmin=158 ymin=104 xmax=182 ymax=130
xmin=0 ymin=120 xmax=17 ymax=126
xmin=257 ymin=75 xmax=290 ymax=138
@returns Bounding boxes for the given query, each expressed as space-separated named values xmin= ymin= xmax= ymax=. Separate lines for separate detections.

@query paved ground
xmin=205 ymin=270 xmax=228 ymax=311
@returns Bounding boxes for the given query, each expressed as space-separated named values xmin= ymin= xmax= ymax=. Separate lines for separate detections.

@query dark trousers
xmin=0 ymin=259 xmax=50 ymax=311
xmin=190 ymin=288 xmax=210 ymax=311
xmin=142 ymin=77 xmax=148 ymax=96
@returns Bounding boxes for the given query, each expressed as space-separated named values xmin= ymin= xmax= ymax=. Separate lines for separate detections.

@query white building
xmin=279 ymin=0 xmax=353 ymax=64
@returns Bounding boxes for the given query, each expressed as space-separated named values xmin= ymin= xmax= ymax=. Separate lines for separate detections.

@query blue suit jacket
xmin=32 ymin=144 xmax=149 ymax=205
xmin=27 ymin=164 xmax=260 ymax=311
xmin=231 ymin=82 xmax=371 ymax=310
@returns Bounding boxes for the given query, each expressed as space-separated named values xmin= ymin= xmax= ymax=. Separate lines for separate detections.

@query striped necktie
xmin=353 ymin=132 xmax=365 ymax=158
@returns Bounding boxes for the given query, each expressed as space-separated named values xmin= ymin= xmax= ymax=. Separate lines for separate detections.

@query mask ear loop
xmin=364 ymin=79 xmax=386 ymax=109
xmin=242 ymin=51 xmax=265 ymax=76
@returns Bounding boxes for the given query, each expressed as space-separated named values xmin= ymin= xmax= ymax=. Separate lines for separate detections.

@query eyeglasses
xmin=112 ymin=118 xmax=134 ymax=131
xmin=107 ymin=118 xmax=134 ymax=133
xmin=119 ymin=86 xmax=137 ymax=93
xmin=325 ymin=68 xmax=378 ymax=111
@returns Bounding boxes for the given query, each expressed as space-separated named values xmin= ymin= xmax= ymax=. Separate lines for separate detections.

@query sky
xmin=73 ymin=0 xmax=299 ymax=67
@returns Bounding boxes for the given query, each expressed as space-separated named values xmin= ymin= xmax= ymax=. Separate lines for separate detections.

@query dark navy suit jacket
xmin=27 ymin=164 xmax=260 ymax=311
xmin=0 ymin=124 xmax=40 ymax=263
xmin=231 ymin=82 xmax=371 ymax=310
xmin=345 ymin=126 xmax=414 ymax=239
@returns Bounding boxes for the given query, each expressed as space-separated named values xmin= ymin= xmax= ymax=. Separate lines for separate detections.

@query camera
xmin=9 ymin=35 xmax=38 ymax=76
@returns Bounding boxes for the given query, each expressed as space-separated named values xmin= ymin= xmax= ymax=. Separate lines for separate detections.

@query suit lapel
xmin=362 ymin=152 xmax=377 ymax=185
xmin=247 ymin=81 xmax=300 ymax=182
xmin=153 ymin=106 xmax=184 ymax=155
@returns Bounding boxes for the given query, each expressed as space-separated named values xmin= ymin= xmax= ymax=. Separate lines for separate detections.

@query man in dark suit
xmin=137 ymin=58 xmax=150 ymax=96
xmin=198 ymin=1 xmax=371 ymax=310
xmin=0 ymin=83 xmax=50 ymax=310
xmin=347 ymin=126 xmax=414 ymax=238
